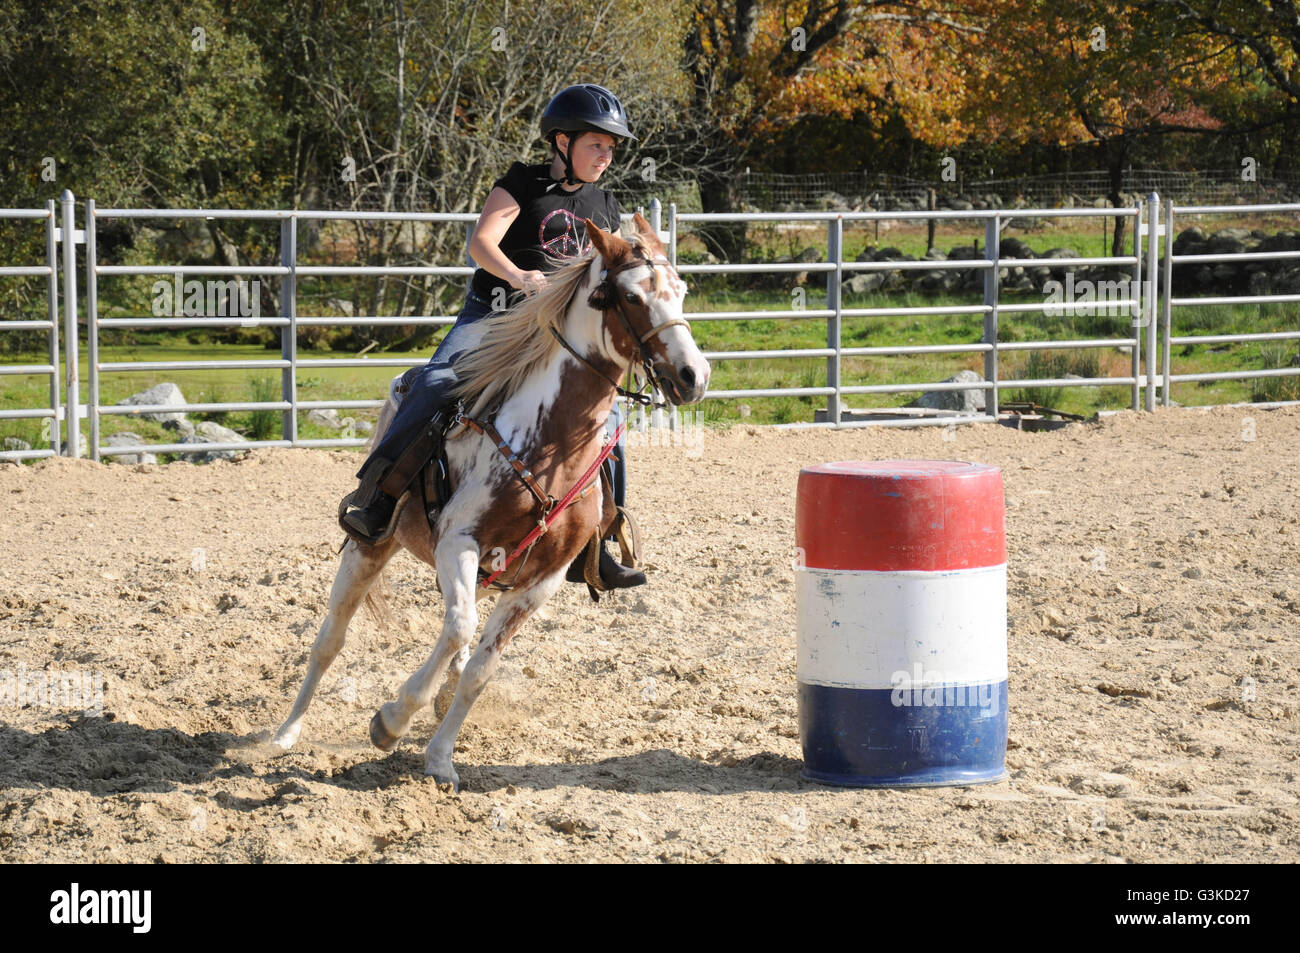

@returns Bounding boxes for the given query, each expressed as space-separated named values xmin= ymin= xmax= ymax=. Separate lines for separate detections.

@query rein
xmin=474 ymin=418 xmax=625 ymax=590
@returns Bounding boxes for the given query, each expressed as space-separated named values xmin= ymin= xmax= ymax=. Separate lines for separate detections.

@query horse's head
xmin=582 ymin=214 xmax=710 ymax=405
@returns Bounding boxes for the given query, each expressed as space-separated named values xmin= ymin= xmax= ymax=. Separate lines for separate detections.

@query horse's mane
xmin=450 ymin=250 xmax=597 ymax=418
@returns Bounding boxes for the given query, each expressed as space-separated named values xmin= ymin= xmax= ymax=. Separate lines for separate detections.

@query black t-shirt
xmin=469 ymin=162 xmax=623 ymax=304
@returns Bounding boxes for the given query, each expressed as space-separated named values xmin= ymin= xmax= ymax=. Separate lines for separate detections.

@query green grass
xmin=4 ymin=292 xmax=1292 ymax=447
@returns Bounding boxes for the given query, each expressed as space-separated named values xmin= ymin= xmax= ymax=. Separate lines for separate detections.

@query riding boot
xmin=338 ymin=410 xmax=452 ymax=545
xmin=338 ymin=455 xmax=403 ymax=545
xmin=566 ymin=506 xmax=646 ymax=600
xmin=565 ymin=538 xmax=647 ymax=589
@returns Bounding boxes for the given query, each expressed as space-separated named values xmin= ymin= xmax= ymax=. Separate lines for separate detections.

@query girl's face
xmin=557 ymin=132 xmax=618 ymax=182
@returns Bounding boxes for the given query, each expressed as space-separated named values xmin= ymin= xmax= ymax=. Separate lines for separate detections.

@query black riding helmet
xmin=540 ymin=84 xmax=636 ymax=186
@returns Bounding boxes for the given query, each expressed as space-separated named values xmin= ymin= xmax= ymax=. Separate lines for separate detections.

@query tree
xmin=276 ymin=0 xmax=686 ymax=347
xmin=959 ymin=1 xmax=1232 ymax=254
xmin=677 ymin=1 xmax=979 ymax=259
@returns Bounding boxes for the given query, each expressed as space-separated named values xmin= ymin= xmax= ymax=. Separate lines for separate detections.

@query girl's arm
xmin=469 ymin=187 xmax=548 ymax=294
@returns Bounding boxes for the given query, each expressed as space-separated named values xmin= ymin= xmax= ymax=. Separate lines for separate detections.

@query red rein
xmin=478 ymin=419 xmax=628 ymax=589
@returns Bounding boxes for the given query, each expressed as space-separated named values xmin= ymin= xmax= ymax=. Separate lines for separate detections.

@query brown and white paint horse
xmin=272 ymin=213 xmax=709 ymax=789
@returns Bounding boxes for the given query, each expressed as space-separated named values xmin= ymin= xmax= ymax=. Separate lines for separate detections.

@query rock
xmin=117 ymin=382 xmax=189 ymax=423
xmin=163 ymin=417 xmax=196 ymax=437
xmin=843 ymin=272 xmax=885 ymax=295
xmin=104 ymin=432 xmax=158 ymax=465
xmin=1172 ymin=226 xmax=1209 ymax=255
xmin=306 ymin=408 xmax=344 ymax=430
xmin=905 ymin=369 xmax=987 ymax=412
xmin=737 ymin=404 xmax=751 ymax=418
xmin=1206 ymin=234 xmax=1250 ymax=255
xmin=1183 ymin=567 xmax=1203 ymax=579
xmin=1000 ymin=237 xmax=1036 ymax=260
xmin=2 ymin=437 xmax=31 ymax=452
xmin=180 ymin=421 xmax=248 ymax=462
xmin=1041 ymin=248 xmax=1081 ymax=282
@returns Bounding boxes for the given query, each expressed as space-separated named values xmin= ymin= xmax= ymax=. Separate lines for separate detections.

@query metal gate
xmin=3 ymin=190 xmax=1298 ymax=462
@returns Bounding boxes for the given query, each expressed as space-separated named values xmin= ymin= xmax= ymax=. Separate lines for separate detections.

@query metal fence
xmin=736 ymin=169 xmax=1300 ymax=210
xmin=0 ymin=201 xmax=62 ymax=460
xmin=1 ymin=190 xmax=1297 ymax=461
xmin=1157 ymin=200 xmax=1300 ymax=404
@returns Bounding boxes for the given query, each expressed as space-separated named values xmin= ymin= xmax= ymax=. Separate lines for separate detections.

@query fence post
xmin=280 ymin=215 xmax=298 ymax=444
xmin=649 ymin=198 xmax=661 ymax=239
xmin=86 ymin=199 xmax=100 ymax=462
xmin=667 ymin=203 xmax=677 ymax=269
xmin=1162 ymin=197 xmax=1174 ymax=406
xmin=983 ymin=214 xmax=1000 ymax=418
xmin=44 ymin=199 xmax=62 ymax=456
xmin=1145 ymin=192 xmax=1160 ymax=411
xmin=827 ymin=215 xmax=842 ymax=425
xmin=1133 ymin=198 xmax=1144 ymax=410
xmin=60 ymin=189 xmax=79 ymax=458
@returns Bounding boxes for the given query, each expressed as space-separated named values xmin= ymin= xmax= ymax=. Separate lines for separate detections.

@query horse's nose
xmin=679 ymin=365 xmax=696 ymax=389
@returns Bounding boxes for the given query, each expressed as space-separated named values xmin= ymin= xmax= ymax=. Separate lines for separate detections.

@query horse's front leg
xmin=425 ymin=570 xmax=566 ymax=790
xmin=369 ymin=532 xmax=481 ymax=751
xmin=274 ymin=535 xmax=399 ymax=750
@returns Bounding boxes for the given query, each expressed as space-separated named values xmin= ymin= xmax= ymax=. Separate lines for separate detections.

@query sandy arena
xmin=1 ymin=405 xmax=1297 ymax=863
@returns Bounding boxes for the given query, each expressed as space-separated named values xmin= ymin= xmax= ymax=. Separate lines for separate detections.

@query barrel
xmin=795 ymin=460 xmax=1008 ymax=787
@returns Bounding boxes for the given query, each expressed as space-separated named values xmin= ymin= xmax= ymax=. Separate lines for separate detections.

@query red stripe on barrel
xmin=796 ymin=460 xmax=1005 ymax=572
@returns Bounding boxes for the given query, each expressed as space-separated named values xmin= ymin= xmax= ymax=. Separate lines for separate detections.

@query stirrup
xmin=574 ymin=507 xmax=646 ymax=601
xmin=609 ymin=505 xmax=642 ymax=568
xmin=338 ymin=489 xmax=409 ymax=546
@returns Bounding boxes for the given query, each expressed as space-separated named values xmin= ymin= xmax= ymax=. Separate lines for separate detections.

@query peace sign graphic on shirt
xmin=538 ymin=208 xmax=590 ymax=259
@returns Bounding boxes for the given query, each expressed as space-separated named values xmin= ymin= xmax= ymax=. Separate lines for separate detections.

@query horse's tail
xmin=357 ymin=380 xmax=403 ymax=630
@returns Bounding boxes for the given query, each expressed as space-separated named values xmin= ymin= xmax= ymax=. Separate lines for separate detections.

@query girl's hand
xmin=515 ymin=270 xmax=549 ymax=295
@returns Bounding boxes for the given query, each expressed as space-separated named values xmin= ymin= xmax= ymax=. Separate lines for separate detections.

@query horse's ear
xmin=632 ymin=212 xmax=666 ymax=256
xmin=585 ymin=218 xmax=628 ymax=264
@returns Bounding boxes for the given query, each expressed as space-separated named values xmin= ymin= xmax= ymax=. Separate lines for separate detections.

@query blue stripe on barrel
xmin=795 ymin=460 xmax=1009 ymax=788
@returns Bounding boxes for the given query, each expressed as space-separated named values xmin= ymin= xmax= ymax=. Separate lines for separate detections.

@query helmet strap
xmin=554 ymin=131 xmax=588 ymax=186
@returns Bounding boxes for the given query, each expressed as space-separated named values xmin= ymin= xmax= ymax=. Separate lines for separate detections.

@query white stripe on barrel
xmin=795 ymin=460 xmax=1009 ymax=787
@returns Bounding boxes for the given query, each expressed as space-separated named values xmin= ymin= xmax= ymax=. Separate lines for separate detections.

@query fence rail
xmin=2 ymin=190 xmax=1298 ymax=461
xmin=736 ymin=168 xmax=1300 ymax=210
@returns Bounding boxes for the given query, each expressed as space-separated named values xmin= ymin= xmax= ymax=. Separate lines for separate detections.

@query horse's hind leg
xmin=425 ymin=572 xmax=566 ymax=791
xmin=368 ymin=532 xmax=481 ymax=751
xmin=273 ymin=535 xmax=399 ymax=750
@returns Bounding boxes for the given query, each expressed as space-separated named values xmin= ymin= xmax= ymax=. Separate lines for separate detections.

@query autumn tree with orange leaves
xmin=677 ymin=0 xmax=978 ymax=257
xmin=955 ymin=1 xmax=1234 ymax=253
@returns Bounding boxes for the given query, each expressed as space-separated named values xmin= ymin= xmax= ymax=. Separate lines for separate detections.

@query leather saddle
xmin=341 ymin=367 xmax=639 ymax=590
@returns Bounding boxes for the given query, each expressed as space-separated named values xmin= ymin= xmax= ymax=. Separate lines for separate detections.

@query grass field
xmin=3 ymin=215 xmax=1298 ymax=456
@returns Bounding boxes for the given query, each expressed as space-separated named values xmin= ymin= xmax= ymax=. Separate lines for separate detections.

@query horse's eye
xmin=624 ymin=291 xmax=639 ymax=303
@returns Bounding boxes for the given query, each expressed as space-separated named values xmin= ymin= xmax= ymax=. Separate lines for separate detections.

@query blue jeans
xmin=368 ymin=289 xmax=627 ymax=508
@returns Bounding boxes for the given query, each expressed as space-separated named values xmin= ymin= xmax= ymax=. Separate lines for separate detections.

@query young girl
xmin=340 ymin=83 xmax=644 ymax=590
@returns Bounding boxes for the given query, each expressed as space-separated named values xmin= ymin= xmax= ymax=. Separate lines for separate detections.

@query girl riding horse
xmin=339 ymin=84 xmax=644 ymax=592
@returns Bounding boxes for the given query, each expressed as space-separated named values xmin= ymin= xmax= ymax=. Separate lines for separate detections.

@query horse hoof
xmin=272 ymin=723 xmax=300 ymax=750
xmin=369 ymin=710 xmax=401 ymax=752
xmin=425 ymin=762 xmax=460 ymax=793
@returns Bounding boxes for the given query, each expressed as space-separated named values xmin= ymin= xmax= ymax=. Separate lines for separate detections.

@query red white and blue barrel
xmin=795 ymin=460 xmax=1008 ymax=787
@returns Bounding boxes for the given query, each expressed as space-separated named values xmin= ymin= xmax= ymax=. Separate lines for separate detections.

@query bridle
xmin=549 ymin=250 xmax=690 ymax=409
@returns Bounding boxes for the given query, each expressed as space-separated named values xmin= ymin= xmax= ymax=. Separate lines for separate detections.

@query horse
xmin=271 ymin=213 xmax=710 ymax=790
